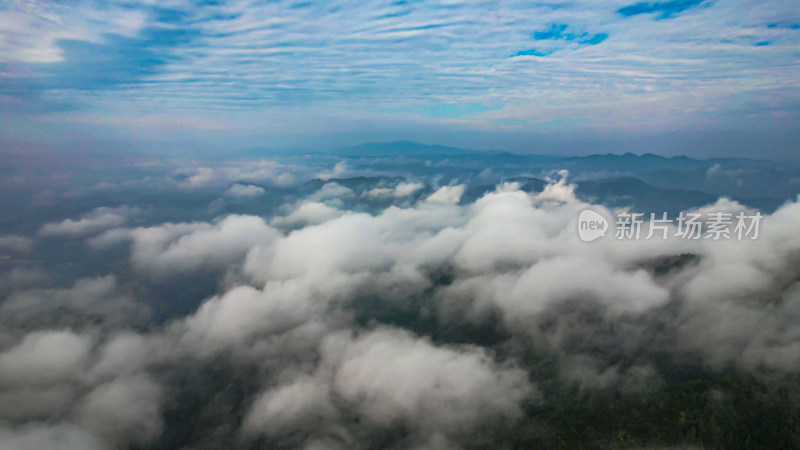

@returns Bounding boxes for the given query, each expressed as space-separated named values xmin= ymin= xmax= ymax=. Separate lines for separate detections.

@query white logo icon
xmin=577 ymin=209 xmax=609 ymax=242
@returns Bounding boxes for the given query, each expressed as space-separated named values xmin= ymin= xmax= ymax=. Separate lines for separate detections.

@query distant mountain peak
xmin=334 ymin=141 xmax=475 ymax=156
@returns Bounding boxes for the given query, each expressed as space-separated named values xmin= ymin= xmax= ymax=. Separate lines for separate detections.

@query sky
xmin=1 ymin=0 xmax=799 ymax=158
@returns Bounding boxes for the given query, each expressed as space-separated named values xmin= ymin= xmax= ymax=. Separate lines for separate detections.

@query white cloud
xmin=0 ymin=386 xmax=77 ymax=422
xmin=393 ymin=181 xmax=425 ymax=197
xmin=39 ymin=206 xmax=138 ymax=238
xmin=317 ymin=161 xmax=349 ymax=181
xmin=5 ymin=176 xmax=800 ymax=447
xmin=243 ymin=376 xmax=338 ymax=436
xmin=533 ymin=170 xmax=577 ymax=205
xmin=0 ymin=423 xmax=107 ymax=450
xmin=425 ymin=185 xmax=465 ymax=204
xmin=87 ymin=333 xmax=167 ymax=382
xmin=176 ymin=160 xmax=293 ymax=190
xmin=271 ymin=202 xmax=343 ymax=228
xmin=4 ymin=0 xmax=800 ymax=145
xmin=225 ymin=183 xmax=266 ymax=198
xmin=136 ymin=178 xmax=800 ymax=381
xmin=322 ymin=328 xmax=533 ymax=433
xmin=0 ymin=330 xmax=92 ymax=388
xmin=77 ymin=375 xmax=163 ymax=447
xmin=180 ymin=284 xmax=317 ymax=351
xmin=0 ymin=2 xmax=146 ymax=64
xmin=307 ymin=182 xmax=355 ymax=203
xmin=0 ymin=235 xmax=34 ymax=253
xmin=363 ymin=181 xmax=425 ymax=199
xmin=1 ymin=275 xmax=146 ymax=323
xmin=688 ymin=196 xmax=752 ymax=217
xmin=91 ymin=215 xmax=281 ymax=276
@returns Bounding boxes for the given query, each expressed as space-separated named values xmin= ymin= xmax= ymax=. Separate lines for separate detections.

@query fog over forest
xmin=1 ymin=144 xmax=799 ymax=449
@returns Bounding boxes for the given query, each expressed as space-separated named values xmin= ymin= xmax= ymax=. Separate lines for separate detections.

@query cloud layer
xmin=1 ymin=174 xmax=800 ymax=448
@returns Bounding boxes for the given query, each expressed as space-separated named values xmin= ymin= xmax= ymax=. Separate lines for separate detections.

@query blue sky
xmin=1 ymin=0 xmax=799 ymax=157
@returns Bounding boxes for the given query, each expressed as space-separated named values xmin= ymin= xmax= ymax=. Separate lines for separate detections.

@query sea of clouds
xmin=1 ymin=173 xmax=799 ymax=449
